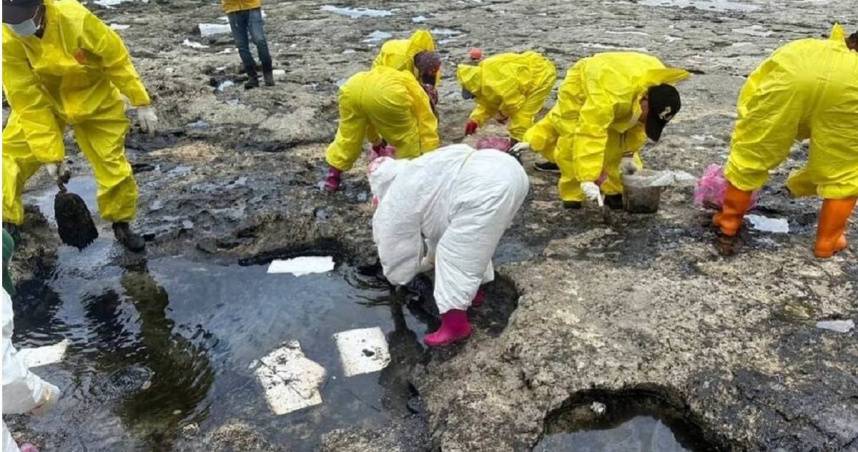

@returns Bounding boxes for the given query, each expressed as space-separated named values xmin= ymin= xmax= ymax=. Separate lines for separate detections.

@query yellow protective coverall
xmin=221 ymin=0 xmax=261 ymax=14
xmin=524 ymin=52 xmax=689 ymax=202
xmin=725 ymin=24 xmax=858 ymax=199
xmin=456 ymin=51 xmax=557 ymax=141
xmin=325 ymin=66 xmax=440 ymax=172
xmin=373 ymin=29 xmax=439 ymax=86
xmin=2 ymin=0 xmax=150 ymax=225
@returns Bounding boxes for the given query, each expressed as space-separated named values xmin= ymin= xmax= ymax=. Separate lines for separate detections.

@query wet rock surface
xmin=6 ymin=0 xmax=857 ymax=450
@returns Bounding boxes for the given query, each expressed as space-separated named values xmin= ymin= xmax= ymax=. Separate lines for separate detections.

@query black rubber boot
xmin=563 ymin=201 xmax=582 ymax=209
xmin=244 ymin=77 xmax=260 ymax=90
xmin=113 ymin=222 xmax=145 ymax=252
xmin=263 ymin=71 xmax=275 ymax=86
xmin=604 ymin=194 xmax=624 ymax=210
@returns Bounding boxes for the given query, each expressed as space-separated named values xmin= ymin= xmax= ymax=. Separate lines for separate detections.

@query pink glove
xmin=464 ymin=120 xmax=479 ymax=136
xmin=324 ymin=166 xmax=341 ymax=192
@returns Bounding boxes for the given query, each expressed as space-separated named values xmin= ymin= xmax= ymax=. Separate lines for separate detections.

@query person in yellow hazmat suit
xmin=373 ymin=29 xmax=441 ymax=87
xmin=512 ymin=52 xmax=689 ymax=209
xmin=323 ymin=66 xmax=440 ymax=192
xmin=714 ymin=24 xmax=858 ymax=259
xmin=373 ymin=29 xmax=442 ymax=115
xmin=457 ymin=51 xmax=556 ymax=149
xmin=2 ymin=0 xmax=157 ymax=252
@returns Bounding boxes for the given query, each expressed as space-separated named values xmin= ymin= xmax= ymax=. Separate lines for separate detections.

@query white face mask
xmin=7 ymin=7 xmax=42 ymax=37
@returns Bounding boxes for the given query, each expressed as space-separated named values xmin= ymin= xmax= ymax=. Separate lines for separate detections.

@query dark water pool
xmin=12 ymin=177 xmax=432 ymax=450
xmin=535 ymin=393 xmax=713 ymax=452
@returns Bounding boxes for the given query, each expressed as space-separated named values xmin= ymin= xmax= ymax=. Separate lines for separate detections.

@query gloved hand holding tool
xmin=45 ymin=161 xmax=70 ymax=186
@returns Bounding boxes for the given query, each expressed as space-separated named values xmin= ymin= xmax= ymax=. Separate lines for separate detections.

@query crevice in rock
xmin=534 ymin=386 xmax=730 ymax=451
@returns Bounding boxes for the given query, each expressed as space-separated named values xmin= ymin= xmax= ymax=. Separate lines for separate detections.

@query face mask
xmin=7 ymin=7 xmax=42 ymax=37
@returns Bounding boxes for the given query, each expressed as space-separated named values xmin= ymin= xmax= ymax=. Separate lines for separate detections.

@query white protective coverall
xmin=370 ymin=144 xmax=529 ymax=314
xmin=2 ymin=289 xmax=60 ymax=452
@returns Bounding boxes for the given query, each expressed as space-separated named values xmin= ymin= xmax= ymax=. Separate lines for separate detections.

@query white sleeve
xmin=2 ymin=290 xmax=52 ymax=415
xmin=372 ymin=196 xmax=426 ymax=286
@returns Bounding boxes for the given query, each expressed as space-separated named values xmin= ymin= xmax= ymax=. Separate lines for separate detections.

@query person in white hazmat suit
xmin=2 ymin=289 xmax=61 ymax=452
xmin=369 ymin=144 xmax=529 ymax=347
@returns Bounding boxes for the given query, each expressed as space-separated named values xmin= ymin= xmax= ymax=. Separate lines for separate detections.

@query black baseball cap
xmin=645 ymin=84 xmax=681 ymax=142
xmin=2 ymin=0 xmax=43 ymax=25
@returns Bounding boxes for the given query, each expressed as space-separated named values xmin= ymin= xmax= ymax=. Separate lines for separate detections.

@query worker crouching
xmin=714 ymin=24 xmax=858 ymax=258
xmin=369 ymin=144 xmax=529 ymax=347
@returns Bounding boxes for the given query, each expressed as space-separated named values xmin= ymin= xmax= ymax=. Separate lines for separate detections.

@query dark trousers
xmin=227 ymin=8 xmax=272 ymax=78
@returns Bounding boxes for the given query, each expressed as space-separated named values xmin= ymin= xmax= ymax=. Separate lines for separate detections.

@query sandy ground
xmin=6 ymin=0 xmax=858 ymax=450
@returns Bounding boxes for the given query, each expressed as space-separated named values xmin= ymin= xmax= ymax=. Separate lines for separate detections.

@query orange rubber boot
xmin=713 ymin=183 xmax=754 ymax=236
xmin=814 ymin=197 xmax=856 ymax=258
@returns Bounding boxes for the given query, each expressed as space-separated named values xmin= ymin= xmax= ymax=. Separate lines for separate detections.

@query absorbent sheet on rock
xmin=816 ymin=320 xmax=854 ymax=333
xmin=746 ymin=214 xmax=789 ymax=233
xmin=199 ymin=23 xmax=232 ymax=37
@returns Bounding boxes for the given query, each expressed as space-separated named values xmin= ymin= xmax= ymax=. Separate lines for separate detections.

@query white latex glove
xmin=510 ymin=141 xmax=531 ymax=154
xmin=29 ymin=382 xmax=60 ymax=416
xmin=619 ymin=156 xmax=638 ymax=175
xmin=581 ymin=181 xmax=603 ymax=207
xmin=45 ymin=162 xmax=70 ymax=183
xmin=136 ymin=106 xmax=158 ymax=134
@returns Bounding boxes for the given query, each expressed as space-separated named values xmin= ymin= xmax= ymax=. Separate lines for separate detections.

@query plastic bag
xmin=475 ymin=136 xmax=511 ymax=152
xmin=694 ymin=164 xmax=757 ymax=209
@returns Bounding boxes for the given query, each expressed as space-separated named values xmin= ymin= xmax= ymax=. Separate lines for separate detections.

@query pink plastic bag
xmin=694 ymin=164 xmax=758 ymax=209
xmin=475 ymin=136 xmax=512 ymax=152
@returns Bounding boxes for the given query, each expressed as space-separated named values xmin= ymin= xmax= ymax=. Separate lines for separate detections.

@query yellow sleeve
xmin=571 ymin=86 xmax=617 ymax=182
xmin=405 ymin=78 xmax=439 ymax=152
xmin=469 ymin=101 xmax=497 ymax=126
xmin=81 ymin=12 xmax=151 ymax=107
xmin=2 ymin=33 xmax=65 ymax=163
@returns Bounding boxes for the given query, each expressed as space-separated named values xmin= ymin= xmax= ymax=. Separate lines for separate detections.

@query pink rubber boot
xmin=324 ymin=167 xmax=342 ymax=192
xmin=471 ymin=288 xmax=486 ymax=308
xmin=424 ymin=309 xmax=472 ymax=347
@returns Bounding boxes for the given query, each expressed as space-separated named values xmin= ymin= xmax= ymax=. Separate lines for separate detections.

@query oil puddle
xmin=16 ymin=178 xmax=432 ymax=450
xmin=11 ymin=253 xmax=431 ymax=451
xmin=535 ymin=392 xmax=712 ymax=451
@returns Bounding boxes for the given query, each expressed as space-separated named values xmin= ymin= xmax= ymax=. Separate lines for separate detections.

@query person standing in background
xmin=223 ymin=0 xmax=274 ymax=89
